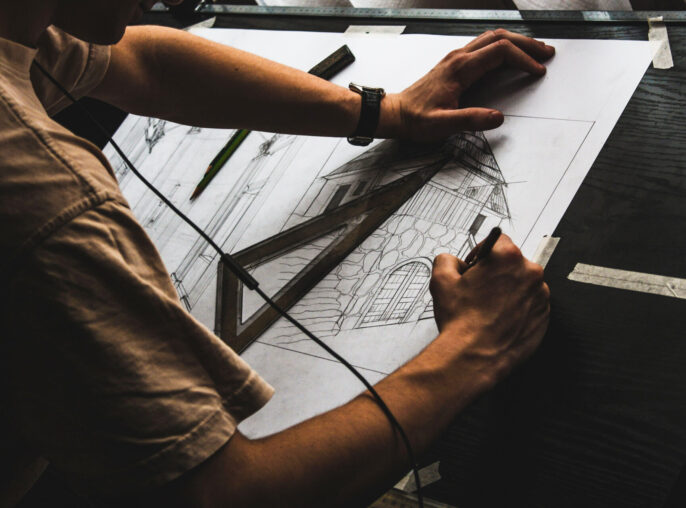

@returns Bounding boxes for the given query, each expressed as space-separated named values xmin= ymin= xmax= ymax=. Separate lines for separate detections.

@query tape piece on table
xmin=532 ymin=236 xmax=560 ymax=269
xmin=372 ymin=489 xmax=457 ymax=508
xmin=345 ymin=25 xmax=406 ymax=35
xmin=648 ymin=16 xmax=674 ymax=69
xmin=394 ymin=461 xmax=441 ymax=493
xmin=568 ymin=263 xmax=686 ymax=299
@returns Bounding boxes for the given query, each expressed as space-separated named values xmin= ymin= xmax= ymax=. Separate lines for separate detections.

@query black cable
xmin=34 ymin=61 xmax=425 ymax=506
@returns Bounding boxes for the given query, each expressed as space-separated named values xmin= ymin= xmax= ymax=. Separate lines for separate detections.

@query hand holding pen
xmin=429 ymin=228 xmax=550 ymax=383
xmin=462 ymin=227 xmax=502 ymax=273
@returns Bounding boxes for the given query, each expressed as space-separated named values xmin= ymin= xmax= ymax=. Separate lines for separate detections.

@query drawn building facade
xmin=256 ymin=131 xmax=510 ymax=343
xmin=106 ymin=116 xmax=304 ymax=319
xmin=108 ymin=118 xmax=510 ymax=345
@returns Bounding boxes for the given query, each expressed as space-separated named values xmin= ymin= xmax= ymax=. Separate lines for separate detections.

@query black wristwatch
xmin=347 ymin=83 xmax=385 ymax=146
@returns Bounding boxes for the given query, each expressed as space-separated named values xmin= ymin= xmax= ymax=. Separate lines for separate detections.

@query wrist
xmin=346 ymin=84 xmax=386 ymax=145
xmin=343 ymin=88 xmax=404 ymax=141
xmin=375 ymin=93 xmax=404 ymax=139
xmin=341 ymin=87 xmax=363 ymax=137
xmin=429 ymin=325 xmax=504 ymax=393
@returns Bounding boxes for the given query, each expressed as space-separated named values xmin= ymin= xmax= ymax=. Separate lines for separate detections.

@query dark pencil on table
xmin=190 ymin=45 xmax=356 ymax=200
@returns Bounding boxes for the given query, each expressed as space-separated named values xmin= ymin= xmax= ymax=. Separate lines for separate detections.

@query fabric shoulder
xmin=31 ymin=26 xmax=111 ymax=116
xmin=0 ymin=76 xmax=122 ymax=283
xmin=2 ymin=199 xmax=273 ymax=497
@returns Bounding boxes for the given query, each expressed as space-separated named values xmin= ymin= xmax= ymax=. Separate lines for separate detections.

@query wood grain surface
xmin=422 ymin=21 xmax=685 ymax=508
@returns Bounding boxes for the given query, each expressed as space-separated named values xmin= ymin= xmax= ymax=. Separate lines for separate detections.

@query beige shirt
xmin=0 ymin=27 xmax=273 ymax=504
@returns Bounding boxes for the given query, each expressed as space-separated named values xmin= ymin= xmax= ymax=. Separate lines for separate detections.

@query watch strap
xmin=347 ymin=83 xmax=385 ymax=146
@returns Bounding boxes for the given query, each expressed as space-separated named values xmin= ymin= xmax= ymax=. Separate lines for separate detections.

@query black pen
xmin=463 ymin=227 xmax=502 ymax=272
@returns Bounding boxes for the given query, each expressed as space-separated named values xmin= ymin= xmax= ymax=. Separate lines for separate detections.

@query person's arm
xmin=90 ymin=27 xmax=554 ymax=141
xmin=128 ymin=235 xmax=549 ymax=508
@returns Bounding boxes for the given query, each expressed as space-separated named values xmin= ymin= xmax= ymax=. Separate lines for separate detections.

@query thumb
xmin=434 ymin=107 xmax=504 ymax=133
xmin=432 ymin=253 xmax=466 ymax=280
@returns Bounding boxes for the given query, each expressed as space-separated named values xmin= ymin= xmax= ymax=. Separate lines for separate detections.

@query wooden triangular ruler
xmin=215 ymin=160 xmax=446 ymax=353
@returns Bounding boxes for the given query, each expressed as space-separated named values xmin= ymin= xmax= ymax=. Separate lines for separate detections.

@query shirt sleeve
xmin=31 ymin=26 xmax=111 ymax=116
xmin=2 ymin=199 xmax=273 ymax=498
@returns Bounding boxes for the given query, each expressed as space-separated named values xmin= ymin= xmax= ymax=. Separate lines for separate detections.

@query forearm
xmin=93 ymin=26 xmax=553 ymax=143
xmin=180 ymin=327 xmax=495 ymax=508
xmin=93 ymin=26 xmax=373 ymax=137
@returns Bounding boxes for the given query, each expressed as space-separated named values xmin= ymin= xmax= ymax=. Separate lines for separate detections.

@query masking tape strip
xmin=345 ymin=25 xmax=406 ymax=35
xmin=532 ymin=236 xmax=560 ymax=269
xmin=394 ymin=461 xmax=441 ymax=493
xmin=568 ymin=263 xmax=686 ymax=299
xmin=648 ymin=16 xmax=674 ymax=69
xmin=375 ymin=489 xmax=457 ymax=508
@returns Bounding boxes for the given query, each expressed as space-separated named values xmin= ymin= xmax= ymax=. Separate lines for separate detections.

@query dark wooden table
xmin=50 ymin=10 xmax=686 ymax=508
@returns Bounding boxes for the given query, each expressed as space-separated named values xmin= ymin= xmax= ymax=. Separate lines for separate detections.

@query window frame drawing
xmin=357 ymin=258 xmax=433 ymax=328
xmin=325 ymin=184 xmax=353 ymax=212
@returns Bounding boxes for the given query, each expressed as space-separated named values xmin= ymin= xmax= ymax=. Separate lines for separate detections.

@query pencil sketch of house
xmin=105 ymin=115 xmax=305 ymax=320
xmin=106 ymin=114 xmax=510 ymax=348
xmin=170 ymin=134 xmax=304 ymax=311
xmin=241 ymin=131 xmax=510 ymax=345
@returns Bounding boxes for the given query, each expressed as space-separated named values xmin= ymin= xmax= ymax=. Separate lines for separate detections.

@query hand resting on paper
xmin=377 ymin=29 xmax=556 ymax=142
xmin=430 ymin=234 xmax=551 ymax=385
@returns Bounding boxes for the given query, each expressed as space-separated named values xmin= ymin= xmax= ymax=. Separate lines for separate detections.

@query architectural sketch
xmin=106 ymin=119 xmax=306 ymax=322
xmin=169 ymin=134 xmax=303 ymax=311
xmin=217 ymin=131 xmax=510 ymax=351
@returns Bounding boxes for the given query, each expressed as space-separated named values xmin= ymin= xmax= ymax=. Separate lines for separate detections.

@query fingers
xmin=431 ymin=107 xmax=504 ymax=133
xmin=462 ymin=233 xmax=515 ymax=268
xmin=490 ymin=233 xmax=519 ymax=259
xmin=457 ymin=258 xmax=469 ymax=274
xmin=492 ymin=237 xmax=546 ymax=289
xmin=464 ymin=230 xmax=508 ymax=265
xmin=432 ymin=253 xmax=461 ymax=279
xmin=464 ymin=246 xmax=479 ymax=266
xmin=394 ymin=29 xmax=555 ymax=142
xmin=463 ymin=29 xmax=555 ymax=62
xmin=459 ymin=39 xmax=548 ymax=90
xmin=431 ymin=253 xmax=468 ymax=290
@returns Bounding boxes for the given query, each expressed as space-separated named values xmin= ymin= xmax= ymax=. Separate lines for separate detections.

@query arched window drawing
xmin=358 ymin=260 xmax=432 ymax=328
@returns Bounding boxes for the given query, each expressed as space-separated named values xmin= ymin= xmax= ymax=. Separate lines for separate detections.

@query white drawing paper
xmin=103 ymin=28 xmax=652 ymax=437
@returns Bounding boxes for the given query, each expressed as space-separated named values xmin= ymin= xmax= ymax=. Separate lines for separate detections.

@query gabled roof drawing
xmin=450 ymin=131 xmax=504 ymax=183
xmin=325 ymin=139 xmax=447 ymax=178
